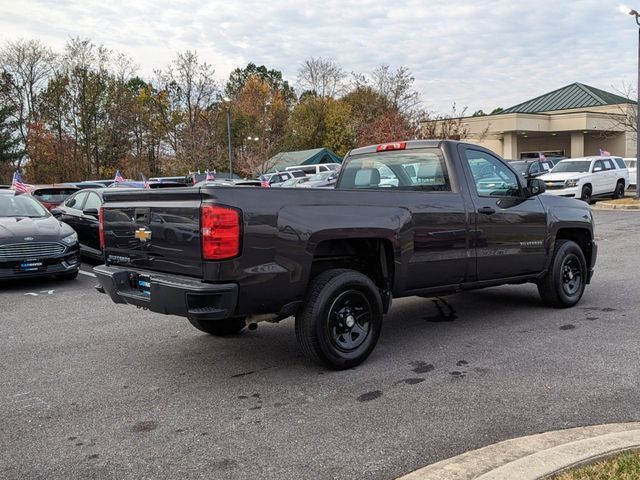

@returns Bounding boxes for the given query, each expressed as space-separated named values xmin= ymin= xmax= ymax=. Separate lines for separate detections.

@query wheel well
xmin=310 ymin=238 xmax=394 ymax=309
xmin=617 ymin=178 xmax=625 ymax=186
xmin=555 ymin=228 xmax=593 ymax=267
xmin=583 ymin=183 xmax=592 ymax=190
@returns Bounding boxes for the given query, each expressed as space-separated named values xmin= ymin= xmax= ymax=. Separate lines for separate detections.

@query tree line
xmin=0 ymin=38 xmax=467 ymax=183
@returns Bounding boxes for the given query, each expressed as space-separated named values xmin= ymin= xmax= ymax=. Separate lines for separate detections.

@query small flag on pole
xmin=259 ymin=174 xmax=270 ymax=188
xmin=206 ymin=170 xmax=215 ymax=181
xmin=599 ymin=148 xmax=611 ymax=156
xmin=11 ymin=171 xmax=31 ymax=193
xmin=114 ymin=170 xmax=125 ymax=182
xmin=141 ymin=173 xmax=151 ymax=190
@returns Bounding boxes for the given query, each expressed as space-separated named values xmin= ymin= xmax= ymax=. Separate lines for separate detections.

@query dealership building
xmin=440 ymin=83 xmax=636 ymax=159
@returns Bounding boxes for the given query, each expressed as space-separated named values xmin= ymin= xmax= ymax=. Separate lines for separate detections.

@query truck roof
xmin=348 ymin=139 xmax=452 ymax=156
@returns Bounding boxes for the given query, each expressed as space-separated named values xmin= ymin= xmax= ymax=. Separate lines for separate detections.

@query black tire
xmin=537 ymin=240 xmax=587 ymax=308
xmin=580 ymin=185 xmax=592 ymax=204
xmin=57 ymin=270 xmax=78 ymax=280
xmin=188 ymin=317 xmax=246 ymax=336
xmin=613 ymin=181 xmax=625 ymax=199
xmin=295 ymin=269 xmax=383 ymax=370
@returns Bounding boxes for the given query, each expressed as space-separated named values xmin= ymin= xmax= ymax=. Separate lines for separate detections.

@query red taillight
xmin=201 ymin=205 xmax=240 ymax=260
xmin=99 ymin=206 xmax=105 ymax=250
xmin=376 ymin=142 xmax=406 ymax=152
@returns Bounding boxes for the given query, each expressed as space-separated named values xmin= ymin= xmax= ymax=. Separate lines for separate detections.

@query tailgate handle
xmin=135 ymin=208 xmax=150 ymax=223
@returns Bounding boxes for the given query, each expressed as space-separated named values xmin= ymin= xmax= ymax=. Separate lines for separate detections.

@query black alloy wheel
xmin=560 ymin=254 xmax=582 ymax=297
xmin=296 ymin=269 xmax=383 ymax=369
xmin=538 ymin=239 xmax=587 ymax=308
xmin=580 ymin=185 xmax=592 ymax=204
xmin=327 ymin=290 xmax=372 ymax=353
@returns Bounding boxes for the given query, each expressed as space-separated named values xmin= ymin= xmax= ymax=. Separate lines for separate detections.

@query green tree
xmin=226 ymin=63 xmax=296 ymax=106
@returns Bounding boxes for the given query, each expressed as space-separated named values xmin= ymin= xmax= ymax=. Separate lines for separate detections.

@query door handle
xmin=477 ymin=206 xmax=496 ymax=215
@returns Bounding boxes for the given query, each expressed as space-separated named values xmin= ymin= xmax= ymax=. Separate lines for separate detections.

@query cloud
xmin=0 ymin=0 xmax=636 ymax=112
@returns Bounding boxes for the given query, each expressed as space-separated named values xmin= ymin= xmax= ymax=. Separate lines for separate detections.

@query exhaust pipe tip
xmin=248 ymin=322 xmax=258 ymax=331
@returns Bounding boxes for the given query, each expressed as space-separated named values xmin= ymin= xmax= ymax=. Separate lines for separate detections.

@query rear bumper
xmin=93 ymin=264 xmax=238 ymax=320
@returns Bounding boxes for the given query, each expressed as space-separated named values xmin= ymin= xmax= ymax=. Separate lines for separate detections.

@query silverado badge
xmin=134 ymin=227 xmax=152 ymax=242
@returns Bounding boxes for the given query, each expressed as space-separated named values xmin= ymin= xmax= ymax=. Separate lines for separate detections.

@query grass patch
xmin=552 ymin=450 xmax=640 ymax=480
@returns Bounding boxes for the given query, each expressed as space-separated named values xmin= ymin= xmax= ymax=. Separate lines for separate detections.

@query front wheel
xmin=537 ymin=240 xmax=587 ymax=308
xmin=295 ymin=269 xmax=383 ymax=370
xmin=580 ymin=185 xmax=592 ymax=204
xmin=188 ymin=317 xmax=246 ymax=336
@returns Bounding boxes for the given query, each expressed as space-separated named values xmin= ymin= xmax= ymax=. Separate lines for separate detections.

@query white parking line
xmin=78 ymin=270 xmax=96 ymax=278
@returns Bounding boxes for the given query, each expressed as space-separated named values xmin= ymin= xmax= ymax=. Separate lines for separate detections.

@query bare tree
xmin=0 ymin=38 xmax=56 ymax=169
xmin=418 ymin=104 xmax=470 ymax=140
xmin=370 ymin=65 xmax=421 ymax=118
xmin=604 ymin=82 xmax=637 ymax=141
xmin=297 ymin=57 xmax=345 ymax=98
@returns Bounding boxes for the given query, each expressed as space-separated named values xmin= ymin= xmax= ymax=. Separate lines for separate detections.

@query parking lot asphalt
xmin=1 ymin=210 xmax=639 ymax=480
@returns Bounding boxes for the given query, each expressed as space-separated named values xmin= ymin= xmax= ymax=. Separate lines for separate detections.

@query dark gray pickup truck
xmin=94 ymin=140 xmax=597 ymax=369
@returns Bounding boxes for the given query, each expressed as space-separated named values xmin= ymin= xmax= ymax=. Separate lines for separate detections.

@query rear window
xmin=614 ymin=158 xmax=626 ymax=169
xmin=32 ymin=188 xmax=77 ymax=203
xmin=339 ymin=148 xmax=450 ymax=191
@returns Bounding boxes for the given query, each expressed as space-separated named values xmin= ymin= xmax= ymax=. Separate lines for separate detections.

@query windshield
xmin=309 ymin=171 xmax=333 ymax=181
xmin=509 ymin=162 xmax=529 ymax=174
xmin=551 ymin=161 xmax=592 ymax=173
xmin=31 ymin=188 xmax=77 ymax=203
xmin=0 ymin=195 xmax=49 ymax=218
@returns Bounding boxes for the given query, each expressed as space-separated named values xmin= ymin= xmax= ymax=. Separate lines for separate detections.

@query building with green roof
xmin=267 ymin=148 xmax=342 ymax=173
xmin=431 ymin=83 xmax=636 ymax=159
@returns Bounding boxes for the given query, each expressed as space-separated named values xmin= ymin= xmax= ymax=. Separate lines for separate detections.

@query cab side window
xmin=65 ymin=191 xmax=88 ymax=210
xmin=464 ymin=150 xmax=520 ymax=197
xmin=83 ymin=192 xmax=102 ymax=211
xmin=593 ymin=160 xmax=604 ymax=172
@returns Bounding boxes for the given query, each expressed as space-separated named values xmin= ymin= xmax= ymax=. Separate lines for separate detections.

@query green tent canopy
xmin=268 ymin=148 xmax=342 ymax=172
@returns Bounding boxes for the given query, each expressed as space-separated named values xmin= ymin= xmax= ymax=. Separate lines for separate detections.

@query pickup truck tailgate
xmin=102 ymin=189 xmax=203 ymax=277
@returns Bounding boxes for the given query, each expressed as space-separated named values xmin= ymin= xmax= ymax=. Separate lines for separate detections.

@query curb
xmin=397 ymin=423 xmax=640 ymax=480
xmin=593 ymin=202 xmax=640 ymax=210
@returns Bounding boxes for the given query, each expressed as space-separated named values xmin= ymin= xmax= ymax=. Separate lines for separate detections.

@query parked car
xmin=108 ymin=180 xmax=188 ymax=189
xmin=23 ymin=185 xmax=80 ymax=211
xmin=279 ymin=176 xmax=311 ymax=188
xmin=624 ymin=158 xmax=637 ymax=189
xmin=539 ymin=156 xmax=629 ymax=203
xmin=0 ymin=191 xmax=79 ymax=280
xmin=284 ymin=163 xmax=341 ymax=175
xmin=64 ymin=181 xmax=108 ymax=190
xmin=194 ymin=179 xmax=262 ymax=187
xmin=52 ymin=188 xmax=106 ymax=260
xmin=94 ymin=139 xmax=596 ymax=369
xmin=508 ymin=159 xmax=554 ymax=179
xmin=297 ymin=170 xmax=338 ymax=188
xmin=261 ymin=171 xmax=304 ymax=187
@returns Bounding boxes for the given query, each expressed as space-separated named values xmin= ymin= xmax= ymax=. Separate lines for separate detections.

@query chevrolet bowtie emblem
xmin=134 ymin=228 xmax=152 ymax=242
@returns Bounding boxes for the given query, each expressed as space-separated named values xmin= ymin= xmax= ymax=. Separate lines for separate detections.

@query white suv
xmin=539 ymin=156 xmax=629 ymax=203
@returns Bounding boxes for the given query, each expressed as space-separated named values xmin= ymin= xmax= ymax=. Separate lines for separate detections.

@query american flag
xmin=11 ymin=171 xmax=31 ymax=193
xmin=141 ymin=174 xmax=151 ymax=189
xmin=206 ymin=170 xmax=215 ymax=181
xmin=114 ymin=169 xmax=125 ymax=182
xmin=259 ymin=174 xmax=270 ymax=188
xmin=599 ymin=148 xmax=611 ymax=156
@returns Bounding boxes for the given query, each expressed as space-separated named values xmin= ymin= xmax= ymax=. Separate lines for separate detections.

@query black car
xmin=52 ymin=188 xmax=105 ymax=259
xmin=0 ymin=191 xmax=80 ymax=280
xmin=508 ymin=159 xmax=553 ymax=179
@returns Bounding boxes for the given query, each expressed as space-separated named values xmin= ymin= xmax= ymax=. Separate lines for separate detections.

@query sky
xmin=0 ymin=0 xmax=638 ymax=113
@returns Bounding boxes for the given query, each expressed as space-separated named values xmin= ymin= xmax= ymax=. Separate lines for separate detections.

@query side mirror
xmin=50 ymin=208 xmax=63 ymax=218
xmin=527 ymin=178 xmax=546 ymax=196
xmin=83 ymin=208 xmax=99 ymax=217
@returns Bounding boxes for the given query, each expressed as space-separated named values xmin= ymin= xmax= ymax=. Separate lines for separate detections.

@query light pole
xmin=620 ymin=5 xmax=640 ymax=199
xmin=220 ymin=96 xmax=233 ymax=177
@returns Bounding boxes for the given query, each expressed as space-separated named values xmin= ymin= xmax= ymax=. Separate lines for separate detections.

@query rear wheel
xmin=613 ymin=181 xmax=625 ymax=199
xmin=188 ymin=317 xmax=246 ymax=336
xmin=295 ymin=269 xmax=383 ymax=370
xmin=537 ymin=240 xmax=586 ymax=308
xmin=580 ymin=185 xmax=592 ymax=204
